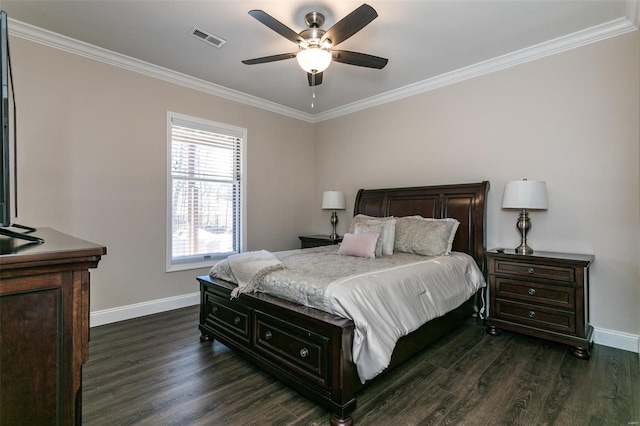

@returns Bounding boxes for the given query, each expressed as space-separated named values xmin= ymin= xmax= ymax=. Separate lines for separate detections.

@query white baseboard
xmin=90 ymin=292 xmax=200 ymax=327
xmin=593 ymin=326 xmax=640 ymax=354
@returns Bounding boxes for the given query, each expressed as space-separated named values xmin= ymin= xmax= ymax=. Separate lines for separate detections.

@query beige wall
xmin=314 ymin=31 xmax=640 ymax=336
xmin=10 ymin=29 xmax=640 ymax=339
xmin=11 ymin=37 xmax=315 ymax=311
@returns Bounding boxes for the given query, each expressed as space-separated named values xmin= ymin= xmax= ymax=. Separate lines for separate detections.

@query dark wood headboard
xmin=353 ymin=181 xmax=490 ymax=269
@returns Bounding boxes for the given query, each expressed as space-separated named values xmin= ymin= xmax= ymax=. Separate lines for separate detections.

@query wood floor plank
xmin=441 ymin=332 xmax=539 ymax=424
xmin=522 ymin=337 xmax=568 ymax=380
xmin=630 ymin=351 xmax=640 ymax=423
xmin=435 ymin=331 xmax=513 ymax=397
xmin=585 ymin=344 xmax=637 ymax=424
xmin=81 ymin=306 xmax=640 ymax=426
xmin=539 ymin=343 xmax=600 ymax=425
xmin=354 ymin=362 xmax=446 ymax=424
xmin=424 ymin=322 xmax=488 ymax=368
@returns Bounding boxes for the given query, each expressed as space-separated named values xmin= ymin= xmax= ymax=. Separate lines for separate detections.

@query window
xmin=167 ymin=112 xmax=245 ymax=271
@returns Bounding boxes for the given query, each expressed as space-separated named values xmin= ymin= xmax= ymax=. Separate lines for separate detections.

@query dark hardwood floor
xmin=83 ymin=305 xmax=639 ymax=425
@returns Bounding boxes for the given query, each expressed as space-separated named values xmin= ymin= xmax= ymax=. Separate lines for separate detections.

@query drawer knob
xmin=529 ymin=311 xmax=536 ymax=318
xmin=528 ymin=288 xmax=536 ymax=296
xmin=264 ymin=331 xmax=272 ymax=340
xmin=234 ymin=316 xmax=241 ymax=325
xmin=528 ymin=267 xmax=535 ymax=274
xmin=299 ymin=348 xmax=309 ymax=358
xmin=211 ymin=306 xmax=219 ymax=315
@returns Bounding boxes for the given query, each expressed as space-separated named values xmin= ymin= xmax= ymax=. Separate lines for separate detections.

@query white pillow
xmin=354 ymin=218 xmax=396 ymax=256
xmin=348 ymin=214 xmax=396 ymax=256
xmin=338 ymin=233 xmax=379 ymax=259
xmin=348 ymin=214 xmax=394 ymax=233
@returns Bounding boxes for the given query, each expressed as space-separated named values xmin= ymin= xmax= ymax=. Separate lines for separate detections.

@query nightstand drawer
xmin=493 ymin=260 xmax=576 ymax=284
xmin=494 ymin=299 xmax=575 ymax=334
xmin=494 ymin=277 xmax=575 ymax=310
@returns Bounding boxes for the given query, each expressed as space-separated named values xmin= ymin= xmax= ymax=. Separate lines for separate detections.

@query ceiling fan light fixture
xmin=296 ymin=47 xmax=332 ymax=74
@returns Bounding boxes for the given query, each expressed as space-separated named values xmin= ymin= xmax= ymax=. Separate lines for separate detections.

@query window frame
xmin=166 ymin=111 xmax=246 ymax=272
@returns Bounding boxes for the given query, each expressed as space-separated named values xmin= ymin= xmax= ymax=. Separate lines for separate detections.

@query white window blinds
xmin=167 ymin=113 xmax=244 ymax=270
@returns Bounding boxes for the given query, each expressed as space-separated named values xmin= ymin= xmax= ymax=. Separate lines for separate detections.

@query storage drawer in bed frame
xmin=254 ymin=310 xmax=331 ymax=390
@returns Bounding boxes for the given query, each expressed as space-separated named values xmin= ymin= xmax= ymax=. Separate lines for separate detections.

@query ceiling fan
xmin=242 ymin=3 xmax=388 ymax=87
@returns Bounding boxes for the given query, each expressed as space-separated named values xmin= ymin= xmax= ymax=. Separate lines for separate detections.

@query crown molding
xmin=8 ymin=18 xmax=315 ymax=124
xmin=313 ymin=16 xmax=638 ymax=122
xmin=8 ymin=12 xmax=638 ymax=125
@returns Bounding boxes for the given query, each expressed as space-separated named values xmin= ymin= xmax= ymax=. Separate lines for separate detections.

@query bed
xmin=197 ymin=181 xmax=489 ymax=425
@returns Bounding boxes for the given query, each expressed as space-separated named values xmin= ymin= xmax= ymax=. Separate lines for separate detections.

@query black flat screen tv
xmin=0 ymin=11 xmax=43 ymax=243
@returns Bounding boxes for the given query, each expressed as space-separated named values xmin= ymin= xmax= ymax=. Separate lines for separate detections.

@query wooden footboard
xmin=198 ymin=275 xmax=360 ymax=425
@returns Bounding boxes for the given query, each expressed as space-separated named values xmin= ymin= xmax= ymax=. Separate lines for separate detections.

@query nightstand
xmin=485 ymin=249 xmax=594 ymax=359
xmin=298 ymin=235 xmax=342 ymax=249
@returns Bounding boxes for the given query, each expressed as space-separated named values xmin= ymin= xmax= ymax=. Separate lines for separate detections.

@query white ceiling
xmin=2 ymin=1 xmax=637 ymax=120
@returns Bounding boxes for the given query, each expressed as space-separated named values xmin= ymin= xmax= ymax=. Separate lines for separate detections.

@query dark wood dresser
xmin=0 ymin=228 xmax=106 ymax=425
xmin=485 ymin=249 xmax=594 ymax=359
xmin=298 ymin=234 xmax=342 ymax=249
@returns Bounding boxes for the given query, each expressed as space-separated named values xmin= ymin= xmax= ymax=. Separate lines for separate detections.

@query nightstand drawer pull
xmin=211 ymin=305 xmax=219 ymax=315
xmin=234 ymin=316 xmax=241 ymax=325
xmin=528 ymin=267 xmax=535 ymax=274
xmin=528 ymin=288 xmax=536 ymax=296
xmin=299 ymin=348 xmax=309 ymax=358
xmin=264 ymin=331 xmax=272 ymax=340
xmin=529 ymin=310 xmax=536 ymax=318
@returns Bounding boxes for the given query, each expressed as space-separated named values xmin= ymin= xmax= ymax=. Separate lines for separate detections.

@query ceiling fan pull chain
xmin=311 ymin=87 xmax=316 ymax=108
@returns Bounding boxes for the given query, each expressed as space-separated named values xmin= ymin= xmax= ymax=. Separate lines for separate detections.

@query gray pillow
xmin=394 ymin=217 xmax=459 ymax=256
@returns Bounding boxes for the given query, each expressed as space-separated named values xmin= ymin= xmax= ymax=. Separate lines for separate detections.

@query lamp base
xmin=329 ymin=210 xmax=339 ymax=240
xmin=514 ymin=242 xmax=533 ymax=254
xmin=514 ymin=209 xmax=534 ymax=254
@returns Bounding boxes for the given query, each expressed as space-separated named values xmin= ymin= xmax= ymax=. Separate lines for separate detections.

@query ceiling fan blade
xmin=331 ymin=50 xmax=388 ymax=69
xmin=308 ymin=72 xmax=323 ymax=86
xmin=248 ymin=10 xmax=307 ymax=46
xmin=321 ymin=4 xmax=378 ymax=47
xmin=242 ymin=52 xmax=297 ymax=65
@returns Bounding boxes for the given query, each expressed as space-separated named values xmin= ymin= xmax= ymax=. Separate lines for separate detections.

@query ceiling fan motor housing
xmin=300 ymin=12 xmax=328 ymax=47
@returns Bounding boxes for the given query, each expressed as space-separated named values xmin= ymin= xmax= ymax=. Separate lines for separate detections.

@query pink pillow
xmin=338 ymin=233 xmax=379 ymax=259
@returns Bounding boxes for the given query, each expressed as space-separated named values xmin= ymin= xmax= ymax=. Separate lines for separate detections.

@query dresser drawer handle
xmin=528 ymin=267 xmax=535 ymax=274
xmin=529 ymin=311 xmax=536 ymax=318
xmin=233 ymin=317 xmax=241 ymax=325
xmin=299 ymin=348 xmax=309 ymax=358
xmin=211 ymin=306 xmax=219 ymax=315
xmin=528 ymin=288 xmax=536 ymax=296
xmin=264 ymin=331 xmax=272 ymax=340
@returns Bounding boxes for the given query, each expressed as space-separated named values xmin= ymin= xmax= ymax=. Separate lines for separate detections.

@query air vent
xmin=190 ymin=26 xmax=227 ymax=48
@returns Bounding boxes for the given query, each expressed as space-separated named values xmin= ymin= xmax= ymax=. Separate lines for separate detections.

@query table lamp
xmin=321 ymin=191 xmax=346 ymax=240
xmin=502 ymin=179 xmax=548 ymax=254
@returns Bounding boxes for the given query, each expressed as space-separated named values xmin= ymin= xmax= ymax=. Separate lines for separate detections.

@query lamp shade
xmin=502 ymin=180 xmax=548 ymax=210
xmin=297 ymin=47 xmax=332 ymax=74
xmin=322 ymin=191 xmax=346 ymax=210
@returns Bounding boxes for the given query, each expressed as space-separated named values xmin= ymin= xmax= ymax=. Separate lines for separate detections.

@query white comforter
xmin=210 ymin=248 xmax=485 ymax=383
xmin=322 ymin=253 xmax=484 ymax=382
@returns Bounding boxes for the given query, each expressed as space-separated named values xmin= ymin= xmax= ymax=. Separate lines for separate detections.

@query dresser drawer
xmin=203 ymin=292 xmax=251 ymax=344
xmin=493 ymin=277 xmax=575 ymax=310
xmin=254 ymin=311 xmax=330 ymax=390
xmin=494 ymin=299 xmax=575 ymax=334
xmin=493 ymin=260 xmax=576 ymax=284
